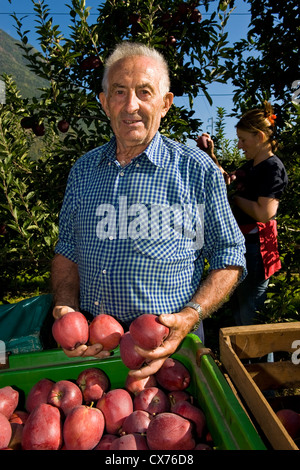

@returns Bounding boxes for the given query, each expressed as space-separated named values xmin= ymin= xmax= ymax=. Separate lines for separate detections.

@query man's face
xmin=100 ymin=56 xmax=173 ymax=154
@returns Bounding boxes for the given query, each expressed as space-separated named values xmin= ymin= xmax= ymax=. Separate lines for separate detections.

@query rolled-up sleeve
xmin=54 ymin=168 xmax=78 ymax=263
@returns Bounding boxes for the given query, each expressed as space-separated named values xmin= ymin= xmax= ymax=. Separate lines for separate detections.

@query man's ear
xmin=99 ymin=92 xmax=110 ymax=117
xmin=161 ymin=92 xmax=174 ymax=118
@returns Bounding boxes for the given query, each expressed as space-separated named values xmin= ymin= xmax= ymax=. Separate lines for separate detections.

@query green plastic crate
xmin=0 ymin=334 xmax=266 ymax=450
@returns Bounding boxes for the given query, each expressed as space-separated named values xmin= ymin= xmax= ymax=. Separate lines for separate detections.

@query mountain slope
xmin=0 ymin=29 xmax=48 ymax=98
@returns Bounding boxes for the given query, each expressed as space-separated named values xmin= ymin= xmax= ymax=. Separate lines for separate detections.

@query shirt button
xmin=102 ymin=269 xmax=107 ymax=274
xmin=136 ymin=163 xmax=140 ymax=168
xmin=120 ymin=171 xmax=124 ymax=176
xmin=94 ymin=301 xmax=99 ymax=306
xmin=108 ymin=235 xmax=114 ymax=240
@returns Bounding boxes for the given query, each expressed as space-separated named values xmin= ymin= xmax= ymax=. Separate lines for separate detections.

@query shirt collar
xmin=97 ymin=132 xmax=170 ymax=168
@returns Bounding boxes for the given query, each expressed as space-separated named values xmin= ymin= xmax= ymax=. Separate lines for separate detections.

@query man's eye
xmin=140 ymin=89 xmax=151 ymax=97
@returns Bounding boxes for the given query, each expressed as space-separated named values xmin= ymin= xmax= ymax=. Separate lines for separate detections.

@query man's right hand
xmin=61 ymin=342 xmax=111 ymax=360
xmin=52 ymin=306 xmax=111 ymax=360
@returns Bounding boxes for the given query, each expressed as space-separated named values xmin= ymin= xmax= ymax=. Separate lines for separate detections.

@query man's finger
xmin=53 ymin=305 xmax=75 ymax=320
xmin=128 ymin=357 xmax=168 ymax=379
xmin=62 ymin=344 xmax=88 ymax=357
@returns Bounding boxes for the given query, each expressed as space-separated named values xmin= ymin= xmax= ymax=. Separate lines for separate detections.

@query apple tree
xmin=13 ymin=0 xmax=237 ymax=145
xmin=0 ymin=74 xmax=60 ymax=297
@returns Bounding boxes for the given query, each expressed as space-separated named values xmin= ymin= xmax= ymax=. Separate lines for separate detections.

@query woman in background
xmin=200 ymin=101 xmax=288 ymax=327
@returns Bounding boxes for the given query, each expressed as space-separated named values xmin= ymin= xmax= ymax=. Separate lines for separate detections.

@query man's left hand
xmin=127 ymin=309 xmax=197 ymax=379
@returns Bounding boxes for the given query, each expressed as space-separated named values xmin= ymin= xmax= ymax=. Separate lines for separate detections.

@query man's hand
xmin=197 ymin=133 xmax=235 ymax=185
xmin=61 ymin=342 xmax=111 ymax=360
xmin=52 ymin=305 xmax=111 ymax=360
xmin=128 ymin=308 xmax=197 ymax=379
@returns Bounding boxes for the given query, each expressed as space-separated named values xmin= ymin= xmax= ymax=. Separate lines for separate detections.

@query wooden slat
xmin=221 ymin=323 xmax=300 ymax=359
xmin=245 ymin=362 xmax=300 ymax=390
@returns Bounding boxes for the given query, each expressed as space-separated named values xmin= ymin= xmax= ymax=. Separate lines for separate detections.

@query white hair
xmin=101 ymin=42 xmax=170 ymax=97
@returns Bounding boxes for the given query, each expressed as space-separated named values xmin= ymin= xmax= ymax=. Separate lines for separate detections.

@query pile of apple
xmin=0 ymin=359 xmax=214 ymax=451
xmin=0 ymin=312 xmax=215 ymax=450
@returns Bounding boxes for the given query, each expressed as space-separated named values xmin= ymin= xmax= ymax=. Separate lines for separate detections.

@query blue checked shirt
xmin=55 ymin=132 xmax=246 ymax=324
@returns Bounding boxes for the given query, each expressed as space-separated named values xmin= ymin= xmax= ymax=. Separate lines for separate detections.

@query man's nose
xmin=125 ymin=90 xmax=139 ymax=113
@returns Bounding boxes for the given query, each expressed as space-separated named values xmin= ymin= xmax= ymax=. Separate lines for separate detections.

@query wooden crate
xmin=219 ymin=322 xmax=300 ymax=450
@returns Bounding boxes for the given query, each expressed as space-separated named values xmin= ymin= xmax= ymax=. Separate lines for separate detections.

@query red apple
xmin=129 ymin=314 xmax=169 ymax=350
xmin=47 ymin=380 xmax=82 ymax=416
xmin=276 ymin=409 xmax=300 ymax=439
xmin=196 ymin=135 xmax=209 ymax=150
xmin=121 ymin=410 xmax=151 ymax=435
xmin=63 ymin=405 xmax=105 ymax=450
xmin=0 ymin=386 xmax=19 ymax=419
xmin=32 ymin=122 xmax=45 ymax=136
xmin=57 ymin=119 xmax=70 ymax=133
xmin=155 ymin=357 xmax=191 ymax=391
xmin=79 ymin=55 xmax=102 ymax=70
xmin=0 ymin=413 xmax=12 ymax=450
xmin=172 ymin=400 xmax=206 ymax=439
xmin=166 ymin=35 xmax=177 ymax=46
xmin=147 ymin=412 xmax=195 ymax=450
xmin=20 ymin=116 xmax=34 ymax=129
xmin=96 ymin=388 xmax=133 ymax=435
xmin=22 ymin=403 xmax=62 ymax=450
xmin=125 ymin=373 xmax=157 ymax=396
xmin=89 ymin=314 xmax=124 ymax=351
xmin=52 ymin=311 xmax=89 ymax=350
xmin=25 ymin=378 xmax=54 ymax=413
xmin=110 ymin=433 xmax=149 ymax=450
xmin=94 ymin=434 xmax=118 ymax=450
xmin=76 ymin=368 xmax=110 ymax=404
xmin=133 ymin=386 xmax=170 ymax=415
xmin=168 ymin=390 xmax=193 ymax=409
xmin=191 ymin=8 xmax=202 ymax=23
xmin=120 ymin=331 xmax=145 ymax=369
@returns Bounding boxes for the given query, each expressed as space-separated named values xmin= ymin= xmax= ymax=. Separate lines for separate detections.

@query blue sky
xmin=0 ymin=0 xmax=252 ymax=144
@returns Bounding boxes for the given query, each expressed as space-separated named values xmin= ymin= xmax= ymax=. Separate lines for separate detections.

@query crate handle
xmin=196 ymin=347 xmax=215 ymax=367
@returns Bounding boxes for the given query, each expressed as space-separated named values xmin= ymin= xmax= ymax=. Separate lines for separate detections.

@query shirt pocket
xmin=129 ymin=200 xmax=204 ymax=261
xmin=131 ymin=236 xmax=200 ymax=261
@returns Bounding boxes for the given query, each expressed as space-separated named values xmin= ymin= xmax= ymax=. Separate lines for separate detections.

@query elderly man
xmin=51 ymin=42 xmax=246 ymax=378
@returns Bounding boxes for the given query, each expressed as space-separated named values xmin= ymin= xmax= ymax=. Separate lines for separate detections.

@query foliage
xmin=0 ymin=75 xmax=60 ymax=297
xmin=210 ymin=106 xmax=243 ymax=172
xmin=230 ymin=0 xmax=300 ymax=126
